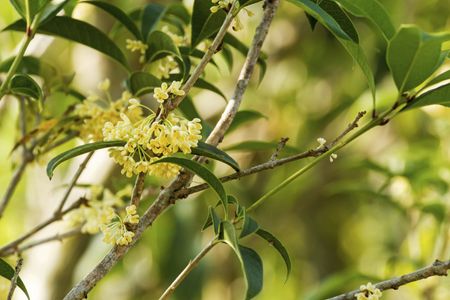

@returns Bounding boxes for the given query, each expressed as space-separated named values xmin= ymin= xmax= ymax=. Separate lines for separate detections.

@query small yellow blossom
xmin=158 ymin=56 xmax=179 ymax=79
xmin=355 ymin=282 xmax=383 ymax=300
xmin=317 ymin=137 xmax=327 ymax=148
xmin=210 ymin=0 xmax=232 ymax=13
xmin=154 ymin=82 xmax=170 ymax=103
xmin=126 ymin=39 xmax=148 ymax=63
xmin=97 ymin=78 xmax=110 ymax=91
xmin=329 ymin=153 xmax=338 ymax=163
xmin=124 ymin=205 xmax=140 ymax=224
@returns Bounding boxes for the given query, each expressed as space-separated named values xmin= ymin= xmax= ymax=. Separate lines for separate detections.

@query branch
xmin=6 ymin=256 xmax=23 ymax=300
xmin=0 ymin=197 xmax=85 ymax=256
xmin=328 ymin=259 xmax=450 ymax=300
xmin=63 ymin=1 xmax=280 ymax=299
xmin=159 ymin=238 xmax=217 ymax=300
xmin=17 ymin=228 xmax=81 ymax=253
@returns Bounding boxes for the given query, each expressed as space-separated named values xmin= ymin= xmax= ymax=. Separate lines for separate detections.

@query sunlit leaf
xmin=46 ymin=141 xmax=125 ymax=179
xmin=191 ymin=0 xmax=226 ymax=49
xmin=405 ymin=83 xmax=450 ymax=110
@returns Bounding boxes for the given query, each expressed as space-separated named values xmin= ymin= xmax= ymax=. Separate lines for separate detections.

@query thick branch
xmin=328 ymin=259 xmax=450 ymax=300
xmin=63 ymin=1 xmax=280 ymax=299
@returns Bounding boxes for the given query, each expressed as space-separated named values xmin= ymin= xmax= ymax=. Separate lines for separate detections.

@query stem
xmin=159 ymin=239 xmax=217 ymax=300
xmin=17 ymin=228 xmax=81 ymax=253
xmin=0 ymin=12 xmax=42 ymax=100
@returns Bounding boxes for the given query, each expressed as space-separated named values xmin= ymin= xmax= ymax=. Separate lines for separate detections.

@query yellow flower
xmin=154 ymin=82 xmax=170 ymax=103
xmin=126 ymin=39 xmax=148 ymax=63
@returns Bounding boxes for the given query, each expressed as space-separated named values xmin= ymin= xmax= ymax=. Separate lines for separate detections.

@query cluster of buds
xmin=65 ymin=186 xmax=139 ymax=246
xmin=153 ymin=80 xmax=185 ymax=103
xmin=126 ymin=39 xmax=148 ymax=63
xmin=73 ymin=79 xmax=142 ymax=142
xmin=356 ymin=283 xmax=383 ymax=300
xmin=210 ymin=0 xmax=232 ymax=13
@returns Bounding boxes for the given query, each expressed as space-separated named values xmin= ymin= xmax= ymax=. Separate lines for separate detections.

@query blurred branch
xmin=159 ymin=238 xmax=217 ymax=300
xmin=63 ymin=1 xmax=280 ymax=299
xmin=270 ymin=137 xmax=289 ymax=161
xmin=55 ymin=152 xmax=94 ymax=214
xmin=6 ymin=256 xmax=23 ymax=300
xmin=328 ymin=259 xmax=450 ymax=300
xmin=17 ymin=228 xmax=81 ymax=253
xmin=0 ymin=198 xmax=86 ymax=256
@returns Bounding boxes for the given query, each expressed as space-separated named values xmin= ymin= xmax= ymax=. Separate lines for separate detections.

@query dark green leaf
xmin=152 ymin=157 xmax=228 ymax=214
xmin=192 ymin=141 xmax=240 ymax=171
xmin=10 ymin=0 xmax=48 ymax=22
xmin=318 ymin=0 xmax=359 ymax=43
xmin=288 ymin=0 xmax=375 ymax=100
xmin=239 ymin=245 xmax=264 ymax=300
xmin=0 ymin=56 xmax=41 ymax=75
xmin=221 ymin=45 xmax=234 ymax=72
xmin=0 ymin=258 xmax=30 ymax=300
xmin=334 ymin=0 xmax=395 ymax=41
xmin=3 ymin=16 xmax=129 ymax=69
xmin=202 ymin=206 xmax=221 ymax=234
xmin=194 ymin=78 xmax=226 ymax=100
xmin=387 ymin=26 xmax=449 ymax=93
xmin=127 ymin=71 xmax=162 ymax=96
xmin=83 ymin=0 xmax=141 ymax=40
xmin=141 ymin=3 xmax=165 ymax=41
xmin=227 ymin=110 xmax=267 ymax=133
xmin=47 ymin=140 xmax=125 ymax=179
xmin=146 ymin=30 xmax=184 ymax=75
xmin=239 ymin=0 xmax=262 ymax=8
xmin=405 ymin=83 xmax=450 ymax=110
xmin=9 ymin=73 xmax=43 ymax=101
xmin=40 ymin=0 xmax=73 ymax=25
xmin=256 ymin=228 xmax=291 ymax=281
xmin=240 ymin=214 xmax=259 ymax=238
xmin=166 ymin=3 xmax=190 ymax=25
xmin=191 ymin=0 xmax=226 ymax=49
xmin=223 ymin=33 xmax=267 ymax=83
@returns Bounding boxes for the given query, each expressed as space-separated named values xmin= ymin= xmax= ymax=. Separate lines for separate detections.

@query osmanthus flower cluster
xmin=73 ymin=79 xmax=143 ymax=142
xmin=102 ymin=81 xmax=202 ymax=178
xmin=65 ymin=186 xmax=139 ymax=246
xmin=210 ymin=0 xmax=254 ymax=31
xmin=356 ymin=283 xmax=383 ymax=300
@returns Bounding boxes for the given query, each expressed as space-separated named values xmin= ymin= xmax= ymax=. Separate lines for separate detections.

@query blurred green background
xmin=0 ymin=0 xmax=449 ymax=299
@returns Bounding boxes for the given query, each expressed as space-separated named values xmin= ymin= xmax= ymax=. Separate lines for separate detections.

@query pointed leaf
xmin=192 ymin=141 xmax=240 ymax=171
xmin=387 ymin=26 xmax=450 ymax=93
xmin=47 ymin=140 xmax=125 ymax=179
xmin=425 ymin=70 xmax=450 ymax=88
xmin=191 ymin=0 xmax=226 ymax=49
xmin=0 ymin=258 xmax=30 ymax=300
xmin=405 ymin=83 xmax=450 ymax=110
xmin=83 ymin=1 xmax=141 ymax=40
xmin=202 ymin=206 xmax=221 ymax=234
xmin=152 ymin=157 xmax=228 ymax=214
xmin=239 ymin=245 xmax=264 ymax=299
xmin=9 ymin=73 xmax=43 ymax=101
xmin=334 ymin=0 xmax=395 ymax=40
xmin=10 ymin=0 xmax=48 ymax=22
xmin=165 ymin=3 xmax=190 ymax=25
xmin=146 ymin=30 xmax=184 ymax=75
xmin=227 ymin=110 xmax=267 ymax=133
xmin=127 ymin=71 xmax=162 ymax=96
xmin=240 ymin=213 xmax=259 ymax=238
xmin=256 ymin=228 xmax=291 ymax=281
xmin=141 ymin=3 xmax=166 ymax=41
xmin=40 ymin=0 xmax=73 ymax=25
xmin=3 ymin=16 xmax=129 ymax=69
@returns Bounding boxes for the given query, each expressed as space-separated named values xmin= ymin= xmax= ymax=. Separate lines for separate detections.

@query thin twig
xmin=159 ymin=238 xmax=217 ymax=300
xmin=63 ymin=2 xmax=280 ymax=299
xmin=0 ymin=197 xmax=86 ymax=256
xmin=329 ymin=111 xmax=366 ymax=148
xmin=328 ymin=259 xmax=450 ymax=300
xmin=6 ymin=256 xmax=23 ymax=300
xmin=17 ymin=228 xmax=81 ymax=253
xmin=270 ymin=137 xmax=289 ymax=161
xmin=54 ymin=152 xmax=94 ymax=214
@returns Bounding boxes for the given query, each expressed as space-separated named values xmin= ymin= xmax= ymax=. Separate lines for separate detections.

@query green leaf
xmin=221 ymin=45 xmax=234 ymax=72
xmin=191 ymin=0 xmax=227 ymax=49
xmin=334 ymin=0 xmax=396 ymax=40
xmin=425 ymin=70 xmax=450 ymax=88
xmin=46 ymin=140 xmax=125 ymax=179
xmin=387 ymin=26 xmax=449 ymax=93
xmin=239 ymin=0 xmax=262 ymax=7
xmin=223 ymin=33 xmax=267 ymax=83
xmin=83 ymin=0 xmax=141 ymax=40
xmin=239 ymin=245 xmax=264 ymax=300
xmin=165 ymin=3 xmax=190 ymax=25
xmin=146 ymin=30 xmax=184 ymax=75
xmin=3 ymin=16 xmax=129 ymax=69
xmin=240 ymin=213 xmax=259 ymax=238
xmin=221 ymin=221 xmax=264 ymax=299
xmin=256 ymin=228 xmax=291 ymax=281
xmin=227 ymin=110 xmax=267 ymax=133
xmin=418 ymin=203 xmax=447 ymax=223
xmin=40 ymin=0 xmax=73 ymax=25
xmin=141 ymin=3 xmax=166 ymax=41
xmin=127 ymin=71 xmax=162 ymax=96
xmin=0 ymin=258 xmax=30 ymax=300
xmin=202 ymin=206 xmax=221 ymax=234
xmin=0 ymin=56 xmax=41 ymax=75
xmin=288 ymin=0 xmax=375 ymax=100
xmin=152 ymin=157 xmax=228 ymax=214
xmin=9 ymin=73 xmax=43 ymax=101
xmin=192 ymin=141 xmax=240 ymax=171
xmin=405 ymin=83 xmax=450 ymax=110
xmin=309 ymin=0 xmax=359 ymax=43
xmin=10 ymin=0 xmax=48 ymax=22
